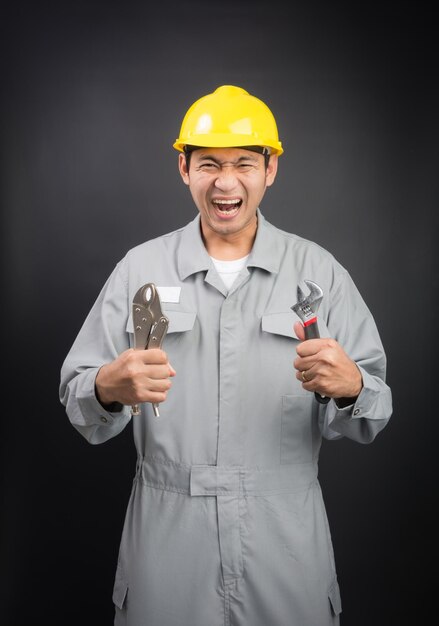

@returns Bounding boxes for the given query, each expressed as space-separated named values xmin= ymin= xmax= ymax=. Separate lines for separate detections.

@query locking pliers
xmin=131 ymin=283 xmax=169 ymax=417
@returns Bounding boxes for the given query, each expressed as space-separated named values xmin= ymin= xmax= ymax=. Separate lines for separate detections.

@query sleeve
xmin=59 ymin=261 xmax=133 ymax=444
xmin=319 ymin=269 xmax=393 ymax=443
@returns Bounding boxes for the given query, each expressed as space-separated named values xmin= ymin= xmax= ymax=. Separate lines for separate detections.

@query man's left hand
xmin=293 ymin=321 xmax=363 ymax=401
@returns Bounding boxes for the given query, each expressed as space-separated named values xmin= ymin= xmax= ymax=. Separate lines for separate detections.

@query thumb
xmin=169 ymin=363 xmax=177 ymax=377
xmin=293 ymin=321 xmax=305 ymax=341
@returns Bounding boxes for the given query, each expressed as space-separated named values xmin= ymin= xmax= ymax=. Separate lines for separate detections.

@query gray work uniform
xmin=60 ymin=210 xmax=392 ymax=626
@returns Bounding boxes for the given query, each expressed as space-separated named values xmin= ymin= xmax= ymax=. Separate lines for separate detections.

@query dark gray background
xmin=1 ymin=2 xmax=437 ymax=624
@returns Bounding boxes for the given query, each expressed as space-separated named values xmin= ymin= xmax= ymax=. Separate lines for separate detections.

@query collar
xmin=247 ymin=209 xmax=281 ymax=274
xmin=177 ymin=208 xmax=281 ymax=281
xmin=177 ymin=215 xmax=212 ymax=280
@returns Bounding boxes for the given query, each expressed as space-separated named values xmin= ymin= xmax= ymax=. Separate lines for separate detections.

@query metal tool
xmin=291 ymin=279 xmax=330 ymax=405
xmin=131 ymin=283 xmax=169 ymax=417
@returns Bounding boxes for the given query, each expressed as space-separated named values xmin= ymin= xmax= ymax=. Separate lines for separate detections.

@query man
xmin=60 ymin=85 xmax=392 ymax=626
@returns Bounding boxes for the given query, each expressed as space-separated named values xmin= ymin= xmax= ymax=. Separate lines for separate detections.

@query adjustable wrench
xmin=131 ymin=283 xmax=169 ymax=417
xmin=291 ymin=280 xmax=330 ymax=404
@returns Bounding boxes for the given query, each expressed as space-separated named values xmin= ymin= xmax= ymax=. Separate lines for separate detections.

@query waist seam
xmin=135 ymin=455 xmax=318 ymax=496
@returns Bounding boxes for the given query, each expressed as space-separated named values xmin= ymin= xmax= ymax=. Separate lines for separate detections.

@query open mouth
xmin=211 ymin=198 xmax=242 ymax=217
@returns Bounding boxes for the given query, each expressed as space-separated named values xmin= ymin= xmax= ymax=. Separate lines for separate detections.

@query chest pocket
xmin=261 ymin=311 xmax=330 ymax=340
xmin=163 ymin=309 xmax=197 ymax=334
xmin=261 ymin=310 xmax=298 ymax=340
xmin=125 ymin=309 xmax=196 ymax=345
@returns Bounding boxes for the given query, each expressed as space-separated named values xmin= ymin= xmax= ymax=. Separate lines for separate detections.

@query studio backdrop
xmin=1 ymin=2 xmax=437 ymax=625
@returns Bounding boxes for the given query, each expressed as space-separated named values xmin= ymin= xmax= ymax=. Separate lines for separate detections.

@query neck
xmin=201 ymin=216 xmax=257 ymax=261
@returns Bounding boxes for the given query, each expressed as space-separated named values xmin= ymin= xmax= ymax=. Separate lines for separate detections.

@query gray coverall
xmin=59 ymin=210 xmax=392 ymax=626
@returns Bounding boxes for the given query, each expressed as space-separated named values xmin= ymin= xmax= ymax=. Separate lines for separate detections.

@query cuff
xmin=76 ymin=368 xmax=126 ymax=426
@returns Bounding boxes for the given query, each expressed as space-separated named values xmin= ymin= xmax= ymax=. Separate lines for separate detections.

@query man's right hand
xmin=95 ymin=348 xmax=176 ymax=408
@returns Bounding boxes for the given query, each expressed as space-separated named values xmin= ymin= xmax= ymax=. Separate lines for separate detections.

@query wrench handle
xmin=304 ymin=319 xmax=320 ymax=340
xmin=304 ymin=318 xmax=330 ymax=404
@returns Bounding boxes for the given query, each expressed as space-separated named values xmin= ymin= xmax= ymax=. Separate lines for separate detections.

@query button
xmin=353 ymin=408 xmax=361 ymax=416
xmin=100 ymin=416 xmax=108 ymax=423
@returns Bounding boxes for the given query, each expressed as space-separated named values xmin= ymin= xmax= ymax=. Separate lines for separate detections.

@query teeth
xmin=212 ymin=199 xmax=240 ymax=205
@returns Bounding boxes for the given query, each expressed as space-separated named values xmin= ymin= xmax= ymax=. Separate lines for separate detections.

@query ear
xmin=265 ymin=154 xmax=278 ymax=187
xmin=178 ymin=153 xmax=190 ymax=185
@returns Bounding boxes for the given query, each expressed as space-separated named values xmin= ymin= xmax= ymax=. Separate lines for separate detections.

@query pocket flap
xmin=262 ymin=311 xmax=298 ymax=339
xmin=165 ymin=310 xmax=196 ymax=334
xmin=262 ymin=312 xmax=330 ymax=340
xmin=328 ymin=576 xmax=342 ymax=616
xmin=126 ymin=310 xmax=196 ymax=334
xmin=112 ymin=577 xmax=128 ymax=610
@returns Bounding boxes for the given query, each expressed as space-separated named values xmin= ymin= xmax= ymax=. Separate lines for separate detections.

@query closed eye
xmin=196 ymin=161 xmax=257 ymax=173
xmin=197 ymin=162 xmax=219 ymax=171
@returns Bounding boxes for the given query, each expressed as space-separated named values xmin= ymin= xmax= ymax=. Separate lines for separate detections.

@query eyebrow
xmin=196 ymin=154 xmax=259 ymax=164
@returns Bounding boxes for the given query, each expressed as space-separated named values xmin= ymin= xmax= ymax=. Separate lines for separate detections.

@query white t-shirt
xmin=210 ymin=255 xmax=249 ymax=290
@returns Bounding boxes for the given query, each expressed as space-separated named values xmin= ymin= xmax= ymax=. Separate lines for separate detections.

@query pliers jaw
xmin=131 ymin=283 xmax=169 ymax=417
xmin=132 ymin=283 xmax=168 ymax=350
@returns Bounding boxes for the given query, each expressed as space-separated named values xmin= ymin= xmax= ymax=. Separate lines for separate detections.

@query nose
xmin=214 ymin=166 xmax=238 ymax=192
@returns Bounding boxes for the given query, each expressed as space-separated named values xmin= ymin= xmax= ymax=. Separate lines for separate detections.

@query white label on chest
xmin=157 ymin=286 xmax=181 ymax=303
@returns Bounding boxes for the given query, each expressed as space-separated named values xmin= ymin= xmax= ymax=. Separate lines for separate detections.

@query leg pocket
xmin=112 ymin=575 xmax=128 ymax=610
xmin=328 ymin=576 xmax=342 ymax=616
xmin=280 ymin=394 xmax=314 ymax=464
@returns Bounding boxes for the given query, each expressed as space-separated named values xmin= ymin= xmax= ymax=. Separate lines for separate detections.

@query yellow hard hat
xmin=173 ymin=85 xmax=283 ymax=156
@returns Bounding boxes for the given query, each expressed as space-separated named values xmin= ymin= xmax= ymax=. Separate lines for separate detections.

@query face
xmin=178 ymin=147 xmax=278 ymax=244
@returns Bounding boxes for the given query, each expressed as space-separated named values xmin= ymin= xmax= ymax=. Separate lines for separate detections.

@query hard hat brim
xmin=173 ymin=133 xmax=283 ymax=156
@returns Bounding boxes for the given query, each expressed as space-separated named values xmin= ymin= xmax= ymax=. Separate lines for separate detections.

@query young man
xmin=60 ymin=85 xmax=392 ymax=626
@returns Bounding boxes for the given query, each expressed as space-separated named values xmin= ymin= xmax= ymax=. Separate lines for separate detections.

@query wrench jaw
xmin=291 ymin=280 xmax=323 ymax=324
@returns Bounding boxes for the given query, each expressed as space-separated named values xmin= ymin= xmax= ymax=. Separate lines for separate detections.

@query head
xmin=173 ymin=85 xmax=283 ymax=243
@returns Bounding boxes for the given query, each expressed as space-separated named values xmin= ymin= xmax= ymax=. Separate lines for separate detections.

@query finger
xmin=296 ymin=369 xmax=307 ymax=384
xmin=141 ymin=387 xmax=170 ymax=403
xmin=145 ymin=376 xmax=173 ymax=392
xmin=144 ymin=364 xmax=174 ymax=380
xmin=295 ymin=370 xmax=318 ymax=395
xmin=293 ymin=321 xmax=305 ymax=341
xmin=138 ymin=348 xmax=169 ymax=365
xmin=296 ymin=338 xmax=325 ymax=358
xmin=143 ymin=390 xmax=169 ymax=405
xmin=295 ymin=366 xmax=315 ymax=382
xmin=293 ymin=353 xmax=318 ymax=372
xmin=141 ymin=350 xmax=176 ymax=377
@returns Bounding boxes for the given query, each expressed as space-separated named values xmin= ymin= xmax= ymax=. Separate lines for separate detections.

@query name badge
xmin=157 ymin=286 xmax=181 ymax=303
